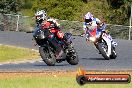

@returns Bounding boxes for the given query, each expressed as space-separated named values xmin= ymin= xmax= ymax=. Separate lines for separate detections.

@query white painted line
xmin=31 ymin=49 xmax=39 ymax=52
xmin=0 ymin=59 xmax=41 ymax=65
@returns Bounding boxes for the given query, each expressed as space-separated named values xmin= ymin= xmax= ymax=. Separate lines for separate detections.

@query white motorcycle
xmin=86 ymin=27 xmax=117 ymax=60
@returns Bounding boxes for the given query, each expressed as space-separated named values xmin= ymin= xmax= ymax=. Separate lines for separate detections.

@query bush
xmin=107 ymin=25 xmax=129 ymax=39
xmin=59 ymin=20 xmax=84 ymax=35
xmin=22 ymin=2 xmax=32 ymax=9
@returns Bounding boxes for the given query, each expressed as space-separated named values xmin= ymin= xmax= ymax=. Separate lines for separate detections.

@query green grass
xmin=0 ymin=76 xmax=131 ymax=88
xmin=0 ymin=45 xmax=39 ymax=62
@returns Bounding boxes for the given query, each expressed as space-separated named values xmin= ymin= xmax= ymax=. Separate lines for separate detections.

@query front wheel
xmin=97 ymin=43 xmax=110 ymax=60
xmin=39 ymin=47 xmax=56 ymax=66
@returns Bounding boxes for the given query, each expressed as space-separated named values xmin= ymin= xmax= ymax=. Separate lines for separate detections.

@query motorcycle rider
xmin=35 ymin=10 xmax=69 ymax=47
xmin=83 ymin=12 xmax=117 ymax=47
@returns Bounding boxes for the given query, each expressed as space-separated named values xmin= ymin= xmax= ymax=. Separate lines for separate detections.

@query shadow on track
xmin=82 ymin=58 xmax=105 ymax=60
xmin=34 ymin=64 xmax=69 ymax=67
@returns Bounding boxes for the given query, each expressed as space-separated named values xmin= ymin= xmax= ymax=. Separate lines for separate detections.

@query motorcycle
xmin=86 ymin=25 xmax=117 ymax=60
xmin=33 ymin=25 xmax=78 ymax=66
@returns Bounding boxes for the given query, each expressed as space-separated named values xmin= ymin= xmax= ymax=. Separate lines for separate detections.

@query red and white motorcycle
xmin=86 ymin=26 xmax=117 ymax=60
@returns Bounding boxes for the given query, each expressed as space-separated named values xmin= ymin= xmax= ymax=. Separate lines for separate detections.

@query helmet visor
xmin=36 ymin=14 xmax=43 ymax=20
xmin=85 ymin=19 xmax=92 ymax=23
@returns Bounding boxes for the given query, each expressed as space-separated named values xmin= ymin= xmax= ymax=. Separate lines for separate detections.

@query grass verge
xmin=0 ymin=45 xmax=40 ymax=62
xmin=0 ymin=71 xmax=131 ymax=88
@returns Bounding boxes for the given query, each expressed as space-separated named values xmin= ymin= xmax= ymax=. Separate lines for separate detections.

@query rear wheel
xmin=66 ymin=44 xmax=79 ymax=65
xmin=110 ymin=47 xmax=117 ymax=59
xmin=39 ymin=47 xmax=56 ymax=66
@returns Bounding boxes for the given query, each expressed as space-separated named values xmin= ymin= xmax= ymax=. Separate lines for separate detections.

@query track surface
xmin=0 ymin=31 xmax=132 ymax=71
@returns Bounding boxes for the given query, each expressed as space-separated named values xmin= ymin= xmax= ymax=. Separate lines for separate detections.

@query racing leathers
xmin=41 ymin=18 xmax=69 ymax=48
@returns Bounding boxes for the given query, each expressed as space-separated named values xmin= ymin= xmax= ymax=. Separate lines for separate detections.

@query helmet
xmin=84 ymin=12 xmax=93 ymax=23
xmin=84 ymin=12 xmax=93 ymax=19
xmin=35 ymin=10 xmax=47 ymax=23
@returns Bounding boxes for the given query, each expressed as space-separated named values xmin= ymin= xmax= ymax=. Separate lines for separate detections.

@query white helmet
xmin=84 ymin=12 xmax=93 ymax=20
xmin=35 ymin=10 xmax=47 ymax=22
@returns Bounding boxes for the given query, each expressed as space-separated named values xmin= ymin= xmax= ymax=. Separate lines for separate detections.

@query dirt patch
xmin=0 ymin=71 xmax=76 ymax=80
xmin=0 ymin=71 xmax=132 ymax=80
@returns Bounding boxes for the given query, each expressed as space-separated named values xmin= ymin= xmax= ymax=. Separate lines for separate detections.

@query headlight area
xmin=89 ymin=37 xmax=96 ymax=42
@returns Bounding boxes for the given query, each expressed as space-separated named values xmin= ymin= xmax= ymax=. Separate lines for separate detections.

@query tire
xmin=76 ymin=75 xmax=86 ymax=85
xmin=97 ymin=43 xmax=110 ymax=60
xmin=66 ymin=46 xmax=79 ymax=65
xmin=110 ymin=47 xmax=117 ymax=59
xmin=39 ymin=47 xmax=56 ymax=66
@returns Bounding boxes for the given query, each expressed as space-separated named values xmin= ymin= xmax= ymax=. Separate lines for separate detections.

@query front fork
xmin=93 ymin=41 xmax=101 ymax=53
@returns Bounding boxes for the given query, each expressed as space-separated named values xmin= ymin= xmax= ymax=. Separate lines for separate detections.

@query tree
xmin=82 ymin=0 xmax=88 ymax=3
xmin=0 ymin=0 xmax=21 ymax=14
xmin=0 ymin=0 xmax=22 ymax=31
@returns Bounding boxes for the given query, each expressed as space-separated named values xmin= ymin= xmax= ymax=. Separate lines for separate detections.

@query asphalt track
xmin=0 ymin=31 xmax=132 ymax=72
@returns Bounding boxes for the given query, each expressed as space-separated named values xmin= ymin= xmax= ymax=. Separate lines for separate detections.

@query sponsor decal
xmin=76 ymin=68 xmax=131 ymax=85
